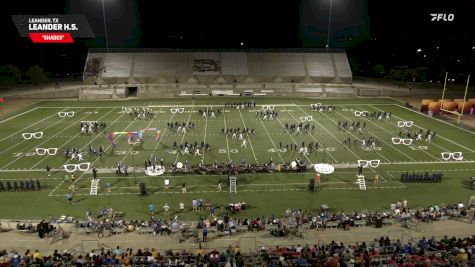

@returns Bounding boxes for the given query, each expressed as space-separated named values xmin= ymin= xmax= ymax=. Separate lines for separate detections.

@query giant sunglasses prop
xmin=35 ymin=148 xmax=58 ymax=156
xmin=58 ymin=111 xmax=75 ymax=118
xmin=441 ymin=152 xmax=463 ymax=161
xmin=64 ymin=162 xmax=91 ymax=173
xmin=357 ymin=160 xmax=380 ymax=168
xmin=391 ymin=137 xmax=413 ymax=145
xmin=170 ymin=108 xmax=185 ymax=114
xmin=397 ymin=121 xmax=414 ymax=127
xmin=261 ymin=105 xmax=275 ymax=111
xmin=299 ymin=116 xmax=313 ymax=122
xmin=22 ymin=132 xmax=43 ymax=140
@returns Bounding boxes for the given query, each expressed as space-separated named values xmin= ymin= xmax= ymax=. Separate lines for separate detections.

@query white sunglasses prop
xmin=35 ymin=148 xmax=58 ymax=156
xmin=170 ymin=108 xmax=185 ymax=114
xmin=261 ymin=105 xmax=275 ymax=111
xmin=391 ymin=137 xmax=413 ymax=145
xmin=441 ymin=152 xmax=463 ymax=161
xmin=22 ymin=132 xmax=43 ymax=140
xmin=354 ymin=111 xmax=369 ymax=117
xmin=58 ymin=111 xmax=75 ymax=118
xmin=397 ymin=121 xmax=414 ymax=127
xmin=357 ymin=160 xmax=380 ymax=168
xmin=64 ymin=162 xmax=91 ymax=173
xmin=310 ymin=103 xmax=322 ymax=108
xmin=299 ymin=116 xmax=313 ymax=122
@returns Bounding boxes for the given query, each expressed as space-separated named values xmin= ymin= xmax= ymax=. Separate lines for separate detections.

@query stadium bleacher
xmin=81 ymin=49 xmax=353 ymax=99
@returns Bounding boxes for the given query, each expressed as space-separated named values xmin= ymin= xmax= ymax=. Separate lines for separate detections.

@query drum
xmin=176 ymin=162 xmax=183 ymax=169
xmin=127 ymin=224 xmax=135 ymax=232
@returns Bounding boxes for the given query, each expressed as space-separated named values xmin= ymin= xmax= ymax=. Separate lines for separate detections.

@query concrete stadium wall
xmin=2 ymin=87 xmax=79 ymax=99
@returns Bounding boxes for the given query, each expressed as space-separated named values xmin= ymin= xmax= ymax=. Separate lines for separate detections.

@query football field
xmin=0 ymin=97 xmax=474 ymax=220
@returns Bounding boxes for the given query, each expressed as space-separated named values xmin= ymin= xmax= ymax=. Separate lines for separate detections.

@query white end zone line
xmin=0 ymin=107 xmax=38 ymax=124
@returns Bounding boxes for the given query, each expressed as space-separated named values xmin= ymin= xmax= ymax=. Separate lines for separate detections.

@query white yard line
xmin=334 ymin=107 xmax=417 ymax=162
xmin=373 ymin=104 xmax=475 ymax=153
xmin=222 ymin=108 xmax=231 ymax=161
xmin=0 ymin=108 xmax=68 ymax=143
xmin=293 ymin=104 xmax=363 ymax=161
xmin=237 ymin=109 xmax=258 ymax=163
xmin=31 ymin=107 xmax=119 ymax=169
xmin=256 ymin=115 xmax=285 ymax=162
xmin=201 ymin=107 xmax=208 ymax=161
xmin=0 ymin=107 xmax=38 ymax=124
xmin=1 ymin=108 xmax=88 ymax=170
xmin=282 ymin=106 xmax=338 ymax=163
xmin=174 ymin=107 xmax=194 ymax=162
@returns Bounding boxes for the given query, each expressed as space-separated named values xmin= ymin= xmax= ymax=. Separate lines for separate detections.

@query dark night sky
xmin=1 ymin=0 xmax=474 ymax=80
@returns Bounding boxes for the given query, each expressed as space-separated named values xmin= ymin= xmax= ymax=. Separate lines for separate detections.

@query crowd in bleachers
xmin=1 ymin=234 xmax=474 ymax=266
xmin=84 ymin=57 xmax=102 ymax=78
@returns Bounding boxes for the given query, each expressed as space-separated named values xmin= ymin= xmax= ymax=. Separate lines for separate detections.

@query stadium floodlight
xmin=391 ymin=137 xmax=413 ymax=145
xmin=326 ymin=0 xmax=333 ymax=49
xmin=101 ymin=0 xmax=109 ymax=52
xmin=441 ymin=152 xmax=463 ymax=161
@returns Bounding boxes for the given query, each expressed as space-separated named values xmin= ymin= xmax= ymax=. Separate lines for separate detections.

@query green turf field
xmin=0 ymin=97 xmax=474 ymax=220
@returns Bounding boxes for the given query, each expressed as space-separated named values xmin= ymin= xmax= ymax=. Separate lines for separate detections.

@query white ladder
xmin=356 ymin=175 xmax=366 ymax=190
xmin=229 ymin=176 xmax=237 ymax=193
xmin=90 ymin=179 xmax=100 ymax=195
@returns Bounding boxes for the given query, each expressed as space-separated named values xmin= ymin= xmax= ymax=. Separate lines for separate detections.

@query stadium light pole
xmin=326 ymin=0 xmax=333 ymax=50
xmin=101 ymin=0 xmax=110 ymax=52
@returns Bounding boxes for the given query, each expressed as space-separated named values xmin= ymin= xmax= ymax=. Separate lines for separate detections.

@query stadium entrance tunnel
xmin=126 ymin=87 xmax=138 ymax=97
